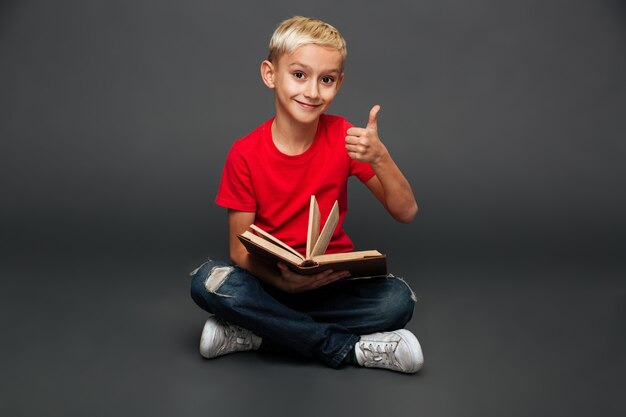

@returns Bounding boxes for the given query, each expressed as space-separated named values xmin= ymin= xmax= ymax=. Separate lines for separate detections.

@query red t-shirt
xmin=216 ymin=114 xmax=375 ymax=256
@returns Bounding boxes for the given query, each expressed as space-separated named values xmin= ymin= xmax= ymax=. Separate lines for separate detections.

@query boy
xmin=190 ymin=16 xmax=423 ymax=373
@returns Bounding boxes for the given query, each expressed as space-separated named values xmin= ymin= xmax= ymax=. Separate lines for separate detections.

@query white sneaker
xmin=355 ymin=329 xmax=424 ymax=373
xmin=199 ymin=316 xmax=262 ymax=359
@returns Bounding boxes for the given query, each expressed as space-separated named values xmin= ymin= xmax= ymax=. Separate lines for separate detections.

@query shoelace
xmin=224 ymin=323 xmax=252 ymax=350
xmin=359 ymin=341 xmax=401 ymax=369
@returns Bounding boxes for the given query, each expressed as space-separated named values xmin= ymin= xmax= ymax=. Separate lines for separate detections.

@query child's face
xmin=263 ymin=44 xmax=344 ymax=125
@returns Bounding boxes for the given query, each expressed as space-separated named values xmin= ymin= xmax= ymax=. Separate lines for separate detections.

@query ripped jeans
xmin=190 ymin=259 xmax=417 ymax=368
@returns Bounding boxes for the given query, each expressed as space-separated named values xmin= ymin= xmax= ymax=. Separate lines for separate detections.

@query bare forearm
xmin=345 ymin=105 xmax=418 ymax=223
xmin=371 ymin=150 xmax=418 ymax=223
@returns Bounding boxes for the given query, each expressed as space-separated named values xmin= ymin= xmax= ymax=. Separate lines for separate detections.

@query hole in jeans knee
xmin=204 ymin=266 xmax=234 ymax=295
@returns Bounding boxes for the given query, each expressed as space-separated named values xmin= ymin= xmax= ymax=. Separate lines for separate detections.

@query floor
xmin=2 ymin=239 xmax=624 ymax=417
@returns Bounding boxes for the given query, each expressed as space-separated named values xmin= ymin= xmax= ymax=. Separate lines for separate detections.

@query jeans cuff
xmin=329 ymin=334 xmax=360 ymax=368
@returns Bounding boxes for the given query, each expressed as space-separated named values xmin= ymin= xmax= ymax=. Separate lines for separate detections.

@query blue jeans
xmin=190 ymin=259 xmax=417 ymax=368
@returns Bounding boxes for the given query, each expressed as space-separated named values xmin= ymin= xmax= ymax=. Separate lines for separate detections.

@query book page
xmin=249 ymin=224 xmax=304 ymax=260
xmin=312 ymin=250 xmax=383 ymax=263
xmin=306 ymin=196 xmax=320 ymax=259
xmin=240 ymin=231 xmax=305 ymax=265
xmin=310 ymin=200 xmax=339 ymax=258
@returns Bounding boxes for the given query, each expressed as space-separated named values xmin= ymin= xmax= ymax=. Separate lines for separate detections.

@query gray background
xmin=1 ymin=1 xmax=624 ymax=416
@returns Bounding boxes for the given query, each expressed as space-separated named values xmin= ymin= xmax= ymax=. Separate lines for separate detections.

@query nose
xmin=304 ymin=80 xmax=319 ymax=100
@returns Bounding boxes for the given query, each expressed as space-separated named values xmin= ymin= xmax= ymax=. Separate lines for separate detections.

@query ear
xmin=336 ymin=72 xmax=345 ymax=91
xmin=260 ymin=60 xmax=276 ymax=89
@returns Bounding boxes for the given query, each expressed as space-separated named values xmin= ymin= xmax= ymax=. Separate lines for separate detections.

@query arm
xmin=345 ymin=105 xmax=418 ymax=223
xmin=228 ymin=209 xmax=350 ymax=293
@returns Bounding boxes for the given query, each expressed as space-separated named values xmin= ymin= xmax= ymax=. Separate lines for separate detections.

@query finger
xmin=310 ymin=273 xmax=343 ymax=289
xmin=308 ymin=269 xmax=333 ymax=281
xmin=346 ymin=127 xmax=366 ymax=136
xmin=345 ymin=145 xmax=366 ymax=155
xmin=277 ymin=263 xmax=295 ymax=278
xmin=346 ymin=134 xmax=370 ymax=143
xmin=347 ymin=151 xmax=361 ymax=160
xmin=319 ymin=269 xmax=336 ymax=279
xmin=346 ymin=138 xmax=372 ymax=149
xmin=367 ymin=104 xmax=381 ymax=130
xmin=307 ymin=273 xmax=333 ymax=288
xmin=328 ymin=270 xmax=350 ymax=281
xmin=346 ymin=141 xmax=368 ymax=150
xmin=320 ymin=271 xmax=350 ymax=286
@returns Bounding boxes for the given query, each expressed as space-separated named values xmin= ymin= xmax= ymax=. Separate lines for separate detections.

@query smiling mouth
xmin=295 ymin=100 xmax=322 ymax=109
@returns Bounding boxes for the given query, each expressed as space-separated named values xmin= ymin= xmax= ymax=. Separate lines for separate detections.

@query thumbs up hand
xmin=345 ymin=105 xmax=388 ymax=165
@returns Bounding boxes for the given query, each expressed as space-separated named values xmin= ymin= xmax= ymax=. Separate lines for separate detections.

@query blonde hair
xmin=268 ymin=16 xmax=347 ymax=69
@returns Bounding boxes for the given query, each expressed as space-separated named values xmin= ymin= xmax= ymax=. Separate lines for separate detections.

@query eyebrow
xmin=288 ymin=62 xmax=340 ymax=75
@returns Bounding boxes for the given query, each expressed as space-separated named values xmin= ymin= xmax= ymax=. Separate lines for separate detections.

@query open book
xmin=237 ymin=196 xmax=387 ymax=277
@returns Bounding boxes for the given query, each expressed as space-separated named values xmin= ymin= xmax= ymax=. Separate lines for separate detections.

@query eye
xmin=293 ymin=72 xmax=305 ymax=79
xmin=321 ymin=76 xmax=335 ymax=84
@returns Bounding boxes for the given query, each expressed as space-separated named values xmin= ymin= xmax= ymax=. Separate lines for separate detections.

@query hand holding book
xmin=275 ymin=262 xmax=351 ymax=292
xmin=237 ymin=196 xmax=387 ymax=278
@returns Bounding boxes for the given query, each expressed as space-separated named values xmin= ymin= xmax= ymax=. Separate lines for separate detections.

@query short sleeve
xmin=350 ymin=158 xmax=375 ymax=183
xmin=215 ymin=142 xmax=257 ymax=212
xmin=344 ymin=119 xmax=376 ymax=183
